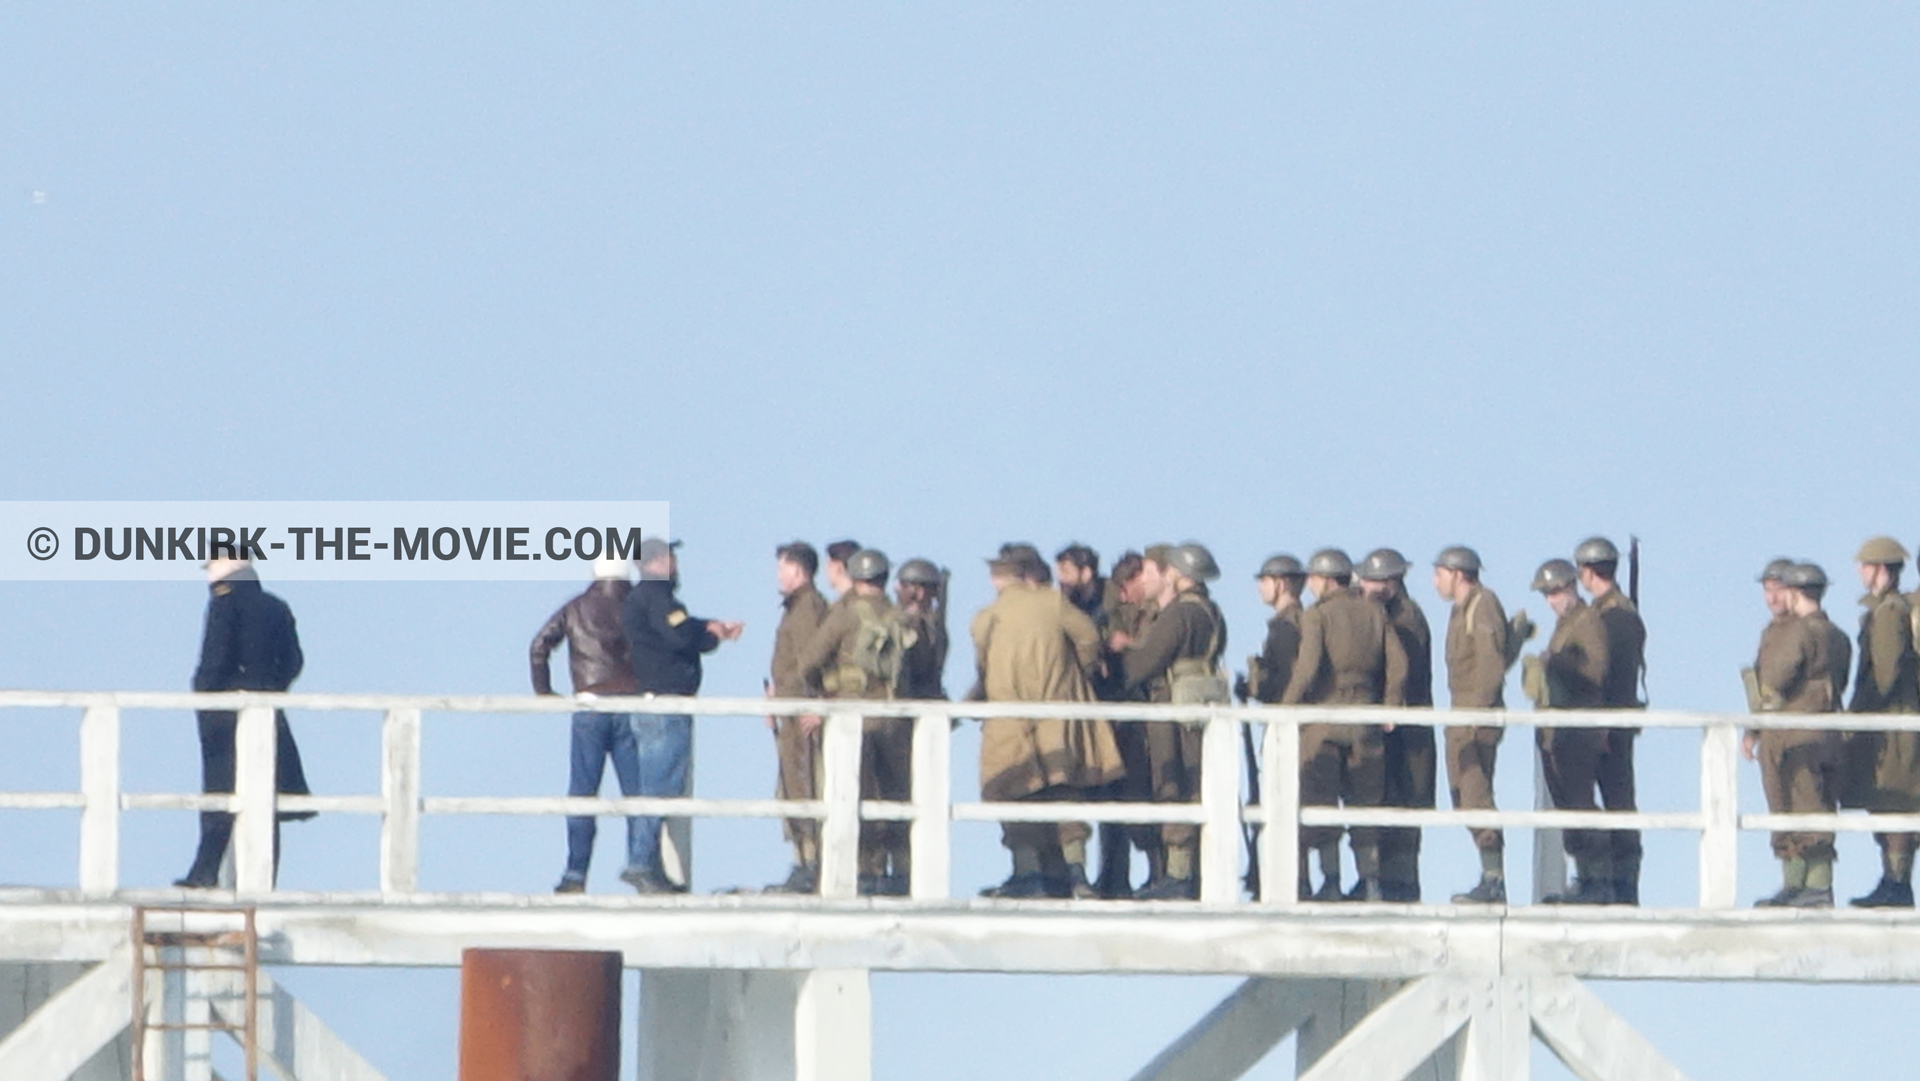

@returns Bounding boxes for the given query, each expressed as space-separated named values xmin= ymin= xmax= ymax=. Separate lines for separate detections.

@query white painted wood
xmin=379 ymin=708 xmax=422 ymax=895
xmin=0 ymin=946 xmax=132 ymax=1081
xmin=661 ymin=722 xmax=694 ymax=889
xmin=233 ymin=706 xmax=279 ymax=896
xmin=794 ymin=969 xmax=870 ymax=1081
xmin=1455 ymin=977 xmax=1530 ymax=1081
xmin=28 ymin=898 xmax=1920 ymax=984
xmin=638 ymin=968 xmax=869 ymax=1081
xmin=207 ymin=969 xmax=391 ymax=1081
xmin=1698 ymin=724 xmax=1740 ymax=910
xmin=1528 ymin=975 xmax=1692 ymax=1081
xmin=0 ymin=963 xmax=130 ymax=1081
xmin=1532 ymin=753 xmax=1567 ymax=905
xmin=954 ymin=801 xmax=1208 ymax=824
xmin=1200 ymin=715 xmax=1243 ymax=907
xmin=909 ymin=714 xmax=951 ymax=901
xmin=0 ymin=793 xmax=87 ymax=810
xmin=819 ymin=712 xmax=863 ymax=900
xmin=183 ymin=966 xmax=214 ymax=1081
xmin=7 ymin=688 xmax=1907 ymax=732
xmin=1129 ymin=977 xmax=1336 ymax=1081
xmin=78 ymin=706 xmax=120 ymax=896
xmin=1261 ymin=720 xmax=1301 ymax=906
xmin=422 ymin=795 xmax=826 ymax=817
xmin=1296 ymin=976 xmax=1473 ymax=1081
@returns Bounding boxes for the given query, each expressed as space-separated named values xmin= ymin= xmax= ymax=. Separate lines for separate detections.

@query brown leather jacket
xmin=530 ymin=579 xmax=640 ymax=695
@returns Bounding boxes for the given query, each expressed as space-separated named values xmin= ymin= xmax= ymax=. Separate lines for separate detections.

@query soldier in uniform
xmin=1274 ymin=552 xmax=1413 ymax=902
xmin=824 ymin=539 xmax=861 ymax=599
xmin=1356 ymin=548 xmax=1435 ymax=903
xmin=1055 ymin=543 xmax=1105 ymax=623
xmin=176 ymin=557 xmax=314 ymax=889
xmin=1745 ymin=561 xmax=1849 ymax=907
xmin=1095 ymin=550 xmax=1157 ymax=897
xmin=1432 ymin=546 xmax=1513 ymax=904
xmin=1845 ymin=537 xmax=1920 ymax=908
xmin=1282 ymin=549 xmax=1409 ymax=902
xmin=1574 ymin=537 xmax=1647 ymax=905
xmin=1527 ymin=558 xmax=1616 ymax=904
xmin=796 ymin=549 xmax=915 ymax=895
xmin=1117 ymin=543 xmax=1229 ymax=900
xmin=1239 ymin=556 xmax=1307 ymax=707
xmin=767 ymin=542 xmax=830 ymax=893
xmin=972 ymin=555 xmax=1125 ymax=898
xmin=895 ymin=558 xmax=950 ymax=701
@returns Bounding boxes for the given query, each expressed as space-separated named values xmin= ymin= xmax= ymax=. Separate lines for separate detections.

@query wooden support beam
xmin=1296 ymin=977 xmax=1472 ymax=1081
xmin=0 ymin=947 xmax=132 ymax=1081
xmin=1129 ymin=978 xmax=1338 ymax=1081
xmin=1529 ymin=976 xmax=1691 ymax=1081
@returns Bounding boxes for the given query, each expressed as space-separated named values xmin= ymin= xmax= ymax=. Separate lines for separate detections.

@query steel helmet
xmin=1307 ymin=548 xmax=1354 ymax=578
xmin=1532 ymin=559 xmax=1580 ymax=593
xmin=1573 ymin=537 xmax=1620 ymax=566
xmin=1356 ymin=548 xmax=1412 ymax=582
xmin=846 ymin=549 xmax=891 ymax=583
xmin=1257 ymin=554 xmax=1306 ymax=579
xmin=1782 ymin=562 xmax=1828 ymax=590
xmin=1167 ymin=543 xmax=1222 ymax=583
xmin=897 ymin=558 xmax=942 ymax=586
xmin=1434 ymin=546 xmax=1482 ymax=574
xmin=1756 ymin=557 xmax=1794 ymax=583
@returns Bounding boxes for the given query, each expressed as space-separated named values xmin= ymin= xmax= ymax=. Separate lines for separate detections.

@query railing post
xmin=78 ymin=704 xmax=121 ymax=895
xmin=232 ymin=705 xmax=278 ymax=895
xmin=1260 ymin=715 xmax=1300 ymax=906
xmin=819 ymin=710 xmax=863 ymax=900
xmin=909 ymin=712 xmax=951 ymax=901
xmin=380 ymin=708 xmax=423 ymax=895
xmin=1699 ymin=721 xmax=1740 ymax=909
xmin=1199 ymin=713 xmax=1242 ymax=906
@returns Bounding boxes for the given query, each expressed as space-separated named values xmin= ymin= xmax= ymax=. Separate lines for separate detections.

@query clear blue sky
xmin=4 ymin=5 xmax=1919 ymax=1079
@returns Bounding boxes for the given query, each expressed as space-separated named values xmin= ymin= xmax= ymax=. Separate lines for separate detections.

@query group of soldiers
xmin=1743 ymin=539 xmax=1920 ymax=909
xmin=763 ymin=533 xmax=1920 ymax=910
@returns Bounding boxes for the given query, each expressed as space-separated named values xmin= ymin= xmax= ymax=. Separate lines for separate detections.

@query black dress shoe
xmin=173 ymin=875 xmax=217 ymax=890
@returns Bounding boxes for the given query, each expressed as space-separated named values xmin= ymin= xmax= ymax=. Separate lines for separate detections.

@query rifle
xmin=1629 ymin=536 xmax=1641 ymax=608
xmin=1236 ymin=671 xmax=1264 ymax=897
xmin=1629 ymin=536 xmax=1648 ymax=704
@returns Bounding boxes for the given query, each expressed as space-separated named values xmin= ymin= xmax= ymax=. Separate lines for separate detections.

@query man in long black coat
xmin=176 ymin=558 xmax=313 ymax=888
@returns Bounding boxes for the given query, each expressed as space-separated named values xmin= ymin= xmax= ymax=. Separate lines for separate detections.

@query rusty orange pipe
xmin=459 ymin=948 xmax=621 ymax=1081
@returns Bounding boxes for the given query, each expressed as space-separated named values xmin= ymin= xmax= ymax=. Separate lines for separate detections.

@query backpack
xmin=1168 ymin=592 xmax=1230 ymax=705
xmin=840 ymin=599 xmax=919 ymax=700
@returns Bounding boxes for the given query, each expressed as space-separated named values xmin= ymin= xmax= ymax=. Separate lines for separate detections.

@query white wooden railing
xmin=1 ymin=690 xmax=1916 ymax=909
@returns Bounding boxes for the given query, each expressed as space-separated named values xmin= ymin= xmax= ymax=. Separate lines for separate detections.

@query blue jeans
xmin=564 ymin=711 xmax=644 ymax=879
xmin=630 ymin=713 xmax=693 ymax=876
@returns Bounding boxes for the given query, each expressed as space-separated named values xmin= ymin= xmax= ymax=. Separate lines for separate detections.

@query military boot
xmin=1849 ymin=877 xmax=1915 ymax=908
xmin=1451 ymin=876 xmax=1506 ymax=905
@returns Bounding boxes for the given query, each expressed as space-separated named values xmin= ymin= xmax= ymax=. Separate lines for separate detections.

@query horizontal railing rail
xmin=0 ymin=689 xmax=1906 ymax=909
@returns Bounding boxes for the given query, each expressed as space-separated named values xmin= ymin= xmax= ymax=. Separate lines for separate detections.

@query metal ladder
xmin=131 ymin=906 xmax=259 ymax=1081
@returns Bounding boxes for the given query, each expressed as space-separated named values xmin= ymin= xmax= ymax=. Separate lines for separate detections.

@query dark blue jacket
xmin=192 ymin=577 xmax=304 ymax=693
xmin=622 ymin=579 xmax=719 ymax=695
